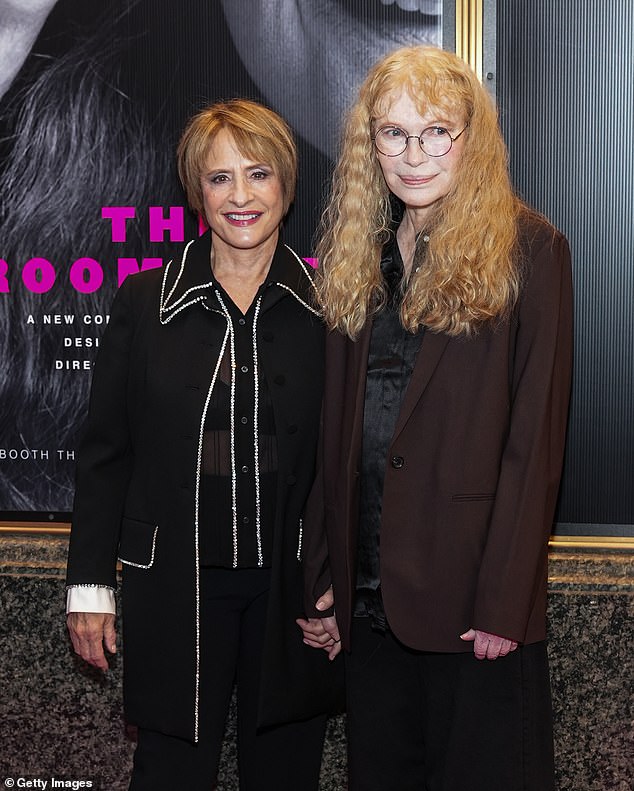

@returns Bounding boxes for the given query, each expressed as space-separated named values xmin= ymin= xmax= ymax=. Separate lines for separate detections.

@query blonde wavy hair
xmin=316 ymin=45 xmax=522 ymax=338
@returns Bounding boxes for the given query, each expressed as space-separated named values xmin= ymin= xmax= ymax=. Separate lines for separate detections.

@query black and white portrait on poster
xmin=0 ymin=0 xmax=442 ymax=515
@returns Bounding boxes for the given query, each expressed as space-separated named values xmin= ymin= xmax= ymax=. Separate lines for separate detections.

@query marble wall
xmin=0 ymin=533 xmax=631 ymax=790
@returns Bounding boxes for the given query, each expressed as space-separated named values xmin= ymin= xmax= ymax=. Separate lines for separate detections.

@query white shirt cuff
xmin=66 ymin=585 xmax=116 ymax=615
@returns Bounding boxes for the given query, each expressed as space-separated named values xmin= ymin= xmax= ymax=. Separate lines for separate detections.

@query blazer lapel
xmin=392 ymin=329 xmax=450 ymax=440
xmin=348 ymin=323 xmax=373 ymax=473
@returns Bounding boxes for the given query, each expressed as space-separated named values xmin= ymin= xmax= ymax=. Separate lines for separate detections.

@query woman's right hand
xmin=67 ymin=611 xmax=117 ymax=671
xmin=295 ymin=586 xmax=342 ymax=660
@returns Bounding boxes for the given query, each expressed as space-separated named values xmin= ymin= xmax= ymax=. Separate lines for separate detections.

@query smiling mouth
xmin=400 ymin=175 xmax=436 ymax=184
xmin=224 ymin=212 xmax=262 ymax=224
xmin=340 ymin=0 xmax=442 ymax=22
xmin=377 ymin=0 xmax=441 ymax=13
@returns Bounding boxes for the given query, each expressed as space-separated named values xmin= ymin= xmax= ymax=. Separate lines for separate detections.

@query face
xmin=374 ymin=90 xmax=466 ymax=229
xmin=220 ymin=0 xmax=442 ymax=158
xmin=200 ymin=128 xmax=285 ymax=259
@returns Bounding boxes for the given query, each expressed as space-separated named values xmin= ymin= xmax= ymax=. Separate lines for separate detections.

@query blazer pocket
xmin=451 ymin=493 xmax=496 ymax=503
xmin=118 ymin=517 xmax=159 ymax=569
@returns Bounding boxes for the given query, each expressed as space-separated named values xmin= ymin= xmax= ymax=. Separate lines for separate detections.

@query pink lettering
xmin=149 ymin=206 xmax=185 ymax=243
xmin=117 ymin=257 xmax=163 ymax=286
xmin=303 ymin=258 xmax=318 ymax=269
xmin=0 ymin=259 xmax=9 ymax=292
xmin=102 ymin=206 xmax=136 ymax=242
xmin=22 ymin=258 xmax=56 ymax=293
xmin=69 ymin=258 xmax=104 ymax=293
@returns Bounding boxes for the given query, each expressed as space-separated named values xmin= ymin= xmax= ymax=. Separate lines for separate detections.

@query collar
xmin=159 ymin=230 xmax=320 ymax=324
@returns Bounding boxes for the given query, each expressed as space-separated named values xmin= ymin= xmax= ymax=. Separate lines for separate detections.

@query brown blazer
xmin=303 ymin=212 xmax=573 ymax=653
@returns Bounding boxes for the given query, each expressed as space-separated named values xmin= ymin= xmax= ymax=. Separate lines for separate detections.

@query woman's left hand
xmin=460 ymin=628 xmax=518 ymax=660
xmin=296 ymin=586 xmax=341 ymax=660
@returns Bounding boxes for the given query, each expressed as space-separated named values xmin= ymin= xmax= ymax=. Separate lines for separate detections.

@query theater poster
xmin=0 ymin=0 xmax=443 ymax=519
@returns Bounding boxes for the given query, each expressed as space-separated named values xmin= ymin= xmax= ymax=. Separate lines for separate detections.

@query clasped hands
xmin=295 ymin=587 xmax=342 ymax=661
xmin=296 ymin=587 xmax=518 ymax=661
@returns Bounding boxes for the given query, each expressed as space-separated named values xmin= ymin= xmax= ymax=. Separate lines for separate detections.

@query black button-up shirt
xmin=355 ymin=237 xmax=425 ymax=628
xmin=198 ymin=275 xmax=278 ymax=569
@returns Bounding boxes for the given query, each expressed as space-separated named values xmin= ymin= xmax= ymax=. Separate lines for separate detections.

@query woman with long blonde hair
xmin=298 ymin=45 xmax=573 ymax=791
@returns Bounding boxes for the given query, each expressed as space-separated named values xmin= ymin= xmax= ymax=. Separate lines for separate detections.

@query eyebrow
xmin=203 ymin=162 xmax=272 ymax=177
xmin=378 ymin=117 xmax=458 ymax=128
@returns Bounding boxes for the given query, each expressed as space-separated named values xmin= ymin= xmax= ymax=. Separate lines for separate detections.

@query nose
xmin=403 ymin=136 xmax=429 ymax=166
xmin=230 ymin=175 xmax=253 ymax=206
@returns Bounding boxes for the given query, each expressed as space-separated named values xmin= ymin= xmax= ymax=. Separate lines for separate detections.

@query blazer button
xmin=391 ymin=455 xmax=405 ymax=469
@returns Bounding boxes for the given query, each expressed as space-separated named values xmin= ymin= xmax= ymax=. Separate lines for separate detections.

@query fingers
xmin=67 ymin=612 xmax=116 ymax=671
xmin=295 ymin=616 xmax=342 ymax=660
xmin=320 ymin=615 xmax=340 ymax=643
xmin=326 ymin=639 xmax=342 ymax=661
xmin=103 ymin=616 xmax=118 ymax=655
xmin=296 ymin=617 xmax=335 ymax=645
xmin=460 ymin=628 xmax=519 ymax=661
xmin=315 ymin=585 xmax=335 ymax=613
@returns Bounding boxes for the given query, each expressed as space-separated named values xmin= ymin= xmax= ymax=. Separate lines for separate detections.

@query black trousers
xmin=129 ymin=567 xmax=326 ymax=791
xmin=345 ymin=617 xmax=555 ymax=791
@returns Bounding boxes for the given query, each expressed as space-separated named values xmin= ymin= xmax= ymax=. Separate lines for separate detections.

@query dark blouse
xmin=198 ymin=278 xmax=278 ymax=569
xmin=354 ymin=237 xmax=425 ymax=628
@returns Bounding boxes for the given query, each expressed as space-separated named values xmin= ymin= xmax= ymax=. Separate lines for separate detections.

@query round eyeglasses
xmin=372 ymin=123 xmax=468 ymax=157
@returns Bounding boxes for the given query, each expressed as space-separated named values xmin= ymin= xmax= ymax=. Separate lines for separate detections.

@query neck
xmin=211 ymin=232 xmax=278 ymax=281
xmin=210 ymin=233 xmax=278 ymax=315
xmin=396 ymin=212 xmax=424 ymax=276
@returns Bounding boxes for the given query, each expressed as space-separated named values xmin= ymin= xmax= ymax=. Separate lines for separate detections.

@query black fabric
xmin=345 ymin=618 xmax=555 ymax=791
xmin=130 ymin=567 xmax=326 ymax=791
xmin=355 ymin=237 xmax=424 ymax=628
xmin=199 ymin=282 xmax=277 ymax=569
xmin=67 ymin=231 xmax=341 ymax=740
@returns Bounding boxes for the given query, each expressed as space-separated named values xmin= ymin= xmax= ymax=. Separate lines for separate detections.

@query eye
xmin=423 ymin=126 xmax=451 ymax=139
xmin=209 ymin=173 xmax=230 ymax=185
xmin=378 ymin=126 xmax=407 ymax=139
xmin=250 ymin=169 xmax=270 ymax=180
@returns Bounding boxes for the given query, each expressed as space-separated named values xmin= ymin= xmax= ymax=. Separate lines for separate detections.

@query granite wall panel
xmin=0 ymin=536 xmax=631 ymax=790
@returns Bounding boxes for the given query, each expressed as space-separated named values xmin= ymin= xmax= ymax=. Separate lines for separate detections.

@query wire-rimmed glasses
xmin=372 ymin=123 xmax=468 ymax=157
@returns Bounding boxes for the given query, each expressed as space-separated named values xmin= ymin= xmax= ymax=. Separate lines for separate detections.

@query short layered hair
xmin=177 ymin=98 xmax=297 ymax=218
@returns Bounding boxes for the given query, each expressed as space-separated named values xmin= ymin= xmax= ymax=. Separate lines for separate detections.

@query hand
xmin=295 ymin=586 xmax=341 ymax=660
xmin=67 ymin=611 xmax=117 ymax=671
xmin=460 ymin=628 xmax=518 ymax=660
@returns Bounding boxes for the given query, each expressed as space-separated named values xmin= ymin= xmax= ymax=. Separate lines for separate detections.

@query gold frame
xmin=0 ymin=522 xmax=70 ymax=535
xmin=455 ymin=0 xmax=483 ymax=79
xmin=1 ymin=524 xmax=633 ymax=551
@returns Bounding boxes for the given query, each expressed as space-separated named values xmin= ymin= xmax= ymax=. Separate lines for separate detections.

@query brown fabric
xmin=303 ymin=211 xmax=573 ymax=652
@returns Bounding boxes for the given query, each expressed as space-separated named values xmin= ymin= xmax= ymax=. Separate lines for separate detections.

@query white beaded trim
xmin=192 ymin=313 xmax=230 ymax=743
xmin=159 ymin=240 xmax=214 ymax=324
xmin=64 ymin=583 xmax=115 ymax=592
xmin=214 ymin=291 xmax=239 ymax=568
xmin=117 ymin=525 xmax=159 ymax=569
xmin=252 ymin=297 xmax=264 ymax=567
xmin=282 ymin=244 xmax=322 ymax=316
xmin=297 ymin=518 xmax=303 ymax=561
